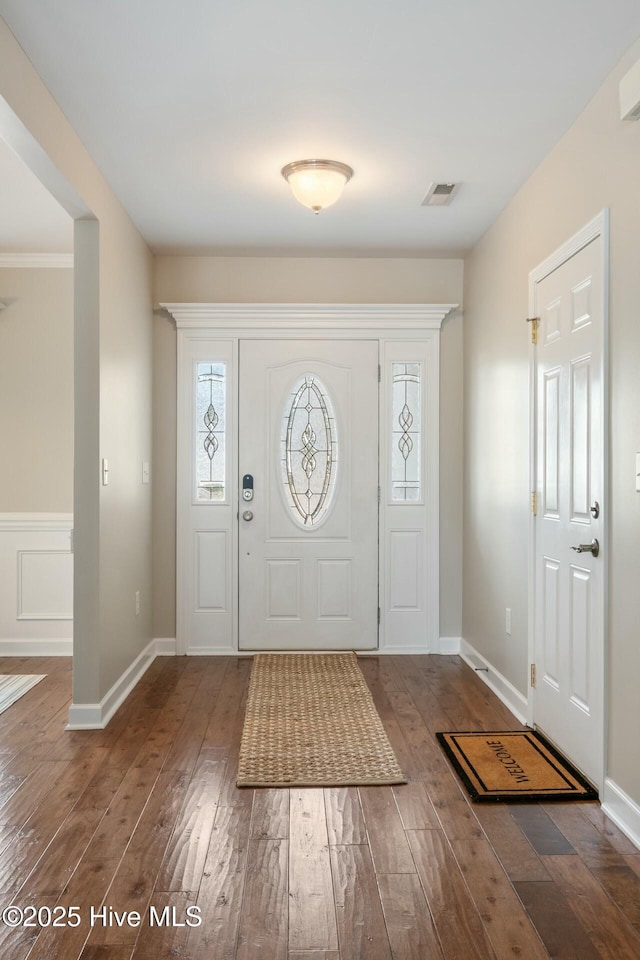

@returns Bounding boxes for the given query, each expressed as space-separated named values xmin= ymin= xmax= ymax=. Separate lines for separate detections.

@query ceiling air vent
xmin=422 ymin=182 xmax=460 ymax=206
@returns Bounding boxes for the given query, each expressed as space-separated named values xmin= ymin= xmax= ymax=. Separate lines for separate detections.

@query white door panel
xmin=239 ymin=340 xmax=379 ymax=650
xmin=533 ymin=234 xmax=605 ymax=786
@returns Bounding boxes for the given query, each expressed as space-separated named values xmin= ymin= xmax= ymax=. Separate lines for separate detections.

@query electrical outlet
xmin=505 ymin=607 xmax=512 ymax=635
xmin=135 ymin=590 xmax=140 ymax=616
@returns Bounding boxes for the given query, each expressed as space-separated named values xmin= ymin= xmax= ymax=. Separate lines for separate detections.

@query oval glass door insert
xmin=281 ymin=375 xmax=338 ymax=526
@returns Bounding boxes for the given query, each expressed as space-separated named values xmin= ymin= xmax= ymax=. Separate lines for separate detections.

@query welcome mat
xmin=0 ymin=675 xmax=45 ymax=715
xmin=237 ymin=653 xmax=406 ymax=787
xmin=436 ymin=730 xmax=598 ymax=802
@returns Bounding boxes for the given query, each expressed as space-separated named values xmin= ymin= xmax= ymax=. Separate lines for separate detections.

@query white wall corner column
xmin=162 ymin=303 xmax=456 ymax=655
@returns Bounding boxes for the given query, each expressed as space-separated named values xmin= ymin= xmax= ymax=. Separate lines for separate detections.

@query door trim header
xmin=161 ymin=302 xmax=457 ymax=330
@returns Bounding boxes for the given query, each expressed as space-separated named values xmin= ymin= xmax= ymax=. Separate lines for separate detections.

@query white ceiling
xmin=2 ymin=1 xmax=640 ymax=257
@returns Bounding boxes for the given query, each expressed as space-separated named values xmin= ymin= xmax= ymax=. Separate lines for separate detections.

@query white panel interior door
xmin=239 ymin=340 xmax=378 ymax=650
xmin=534 ymin=235 xmax=604 ymax=786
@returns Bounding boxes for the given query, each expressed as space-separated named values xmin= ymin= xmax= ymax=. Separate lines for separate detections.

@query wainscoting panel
xmin=0 ymin=514 xmax=73 ymax=655
xmin=18 ymin=550 xmax=73 ymax=620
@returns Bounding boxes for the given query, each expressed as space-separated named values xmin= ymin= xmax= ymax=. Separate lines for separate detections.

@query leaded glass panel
xmin=281 ymin=375 xmax=338 ymax=526
xmin=391 ymin=362 xmax=421 ymax=501
xmin=196 ymin=362 xmax=226 ymax=501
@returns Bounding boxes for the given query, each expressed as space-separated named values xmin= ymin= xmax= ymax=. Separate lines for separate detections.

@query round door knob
xmin=242 ymin=510 xmax=254 ymax=521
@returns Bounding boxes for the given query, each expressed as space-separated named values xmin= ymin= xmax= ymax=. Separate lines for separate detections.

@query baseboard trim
xmin=186 ymin=646 xmax=244 ymax=656
xmin=435 ymin=637 xmax=462 ymax=655
xmin=154 ymin=638 xmax=177 ymax=656
xmin=460 ymin=637 xmax=528 ymax=724
xmin=0 ymin=639 xmax=72 ymax=656
xmin=67 ymin=637 xmax=158 ymax=729
xmin=601 ymin=778 xmax=640 ymax=851
xmin=183 ymin=647 xmax=438 ymax=656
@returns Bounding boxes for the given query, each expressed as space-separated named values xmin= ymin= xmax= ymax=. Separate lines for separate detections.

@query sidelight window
xmin=196 ymin=361 xmax=226 ymax=501
xmin=391 ymin=362 xmax=421 ymax=501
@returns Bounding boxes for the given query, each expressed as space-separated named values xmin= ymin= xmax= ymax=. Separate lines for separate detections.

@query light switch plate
xmin=636 ymin=452 xmax=640 ymax=492
xmin=102 ymin=458 xmax=109 ymax=486
xmin=142 ymin=461 xmax=150 ymax=484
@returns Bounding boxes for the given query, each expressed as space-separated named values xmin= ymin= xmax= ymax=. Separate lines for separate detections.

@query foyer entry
xmin=170 ymin=302 xmax=451 ymax=655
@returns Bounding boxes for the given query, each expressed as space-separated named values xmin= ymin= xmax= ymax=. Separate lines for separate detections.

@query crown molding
xmin=160 ymin=302 xmax=458 ymax=330
xmin=0 ymin=253 xmax=73 ymax=269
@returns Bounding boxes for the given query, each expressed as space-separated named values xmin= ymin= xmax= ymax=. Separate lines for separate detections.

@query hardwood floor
xmin=0 ymin=654 xmax=638 ymax=959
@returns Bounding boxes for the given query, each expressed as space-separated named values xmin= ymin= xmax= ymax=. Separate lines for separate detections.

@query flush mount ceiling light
xmin=281 ymin=159 xmax=354 ymax=214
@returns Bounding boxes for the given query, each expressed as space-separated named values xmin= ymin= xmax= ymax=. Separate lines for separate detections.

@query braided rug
xmin=237 ymin=652 xmax=406 ymax=787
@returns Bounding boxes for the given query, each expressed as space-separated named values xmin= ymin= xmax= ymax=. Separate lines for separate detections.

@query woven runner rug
xmin=237 ymin=653 xmax=406 ymax=787
xmin=437 ymin=730 xmax=598 ymax=802
xmin=0 ymin=675 xmax=45 ymax=715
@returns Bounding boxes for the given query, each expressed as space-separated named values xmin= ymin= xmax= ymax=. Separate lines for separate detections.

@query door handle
xmin=571 ymin=538 xmax=599 ymax=557
xmin=242 ymin=510 xmax=254 ymax=522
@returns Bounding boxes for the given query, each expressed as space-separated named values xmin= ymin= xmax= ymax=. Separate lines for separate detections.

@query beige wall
xmin=463 ymin=38 xmax=640 ymax=803
xmin=1 ymin=18 xmax=154 ymax=704
xmin=153 ymin=256 xmax=464 ymax=642
xmin=0 ymin=267 xmax=73 ymax=512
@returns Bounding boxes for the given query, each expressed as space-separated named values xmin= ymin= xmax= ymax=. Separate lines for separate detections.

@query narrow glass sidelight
xmin=391 ymin=362 xmax=421 ymax=501
xmin=196 ymin=361 xmax=226 ymax=501
xmin=281 ymin=375 xmax=338 ymax=525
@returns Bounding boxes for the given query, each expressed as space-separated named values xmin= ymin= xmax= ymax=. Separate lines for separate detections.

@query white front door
xmin=533 ymin=230 xmax=606 ymax=786
xmin=238 ymin=340 xmax=379 ymax=650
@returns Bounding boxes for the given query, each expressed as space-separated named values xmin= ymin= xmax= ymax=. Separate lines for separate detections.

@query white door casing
xmin=239 ymin=340 xmax=378 ymax=650
xmin=167 ymin=303 xmax=455 ymax=655
xmin=529 ymin=213 xmax=608 ymax=789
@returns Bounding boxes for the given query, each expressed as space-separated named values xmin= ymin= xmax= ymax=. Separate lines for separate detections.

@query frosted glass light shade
xmin=281 ymin=160 xmax=353 ymax=214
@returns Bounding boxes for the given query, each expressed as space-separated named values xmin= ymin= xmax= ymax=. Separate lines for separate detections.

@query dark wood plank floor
xmin=0 ymin=654 xmax=638 ymax=959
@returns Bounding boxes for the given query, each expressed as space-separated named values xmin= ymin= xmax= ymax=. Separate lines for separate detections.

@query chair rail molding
xmin=0 ymin=253 xmax=73 ymax=268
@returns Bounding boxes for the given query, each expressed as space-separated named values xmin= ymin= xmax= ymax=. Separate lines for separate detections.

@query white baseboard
xmin=460 ymin=637 xmax=528 ymax=724
xmin=67 ymin=637 xmax=158 ymax=729
xmin=435 ymin=637 xmax=462 ymax=655
xmin=358 ymin=648 xmax=419 ymax=656
xmin=0 ymin=639 xmax=72 ymax=656
xmin=154 ymin=638 xmax=177 ymax=656
xmin=186 ymin=646 xmax=243 ymax=655
xmin=601 ymin=778 xmax=640 ymax=851
xmin=177 ymin=641 xmax=457 ymax=656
